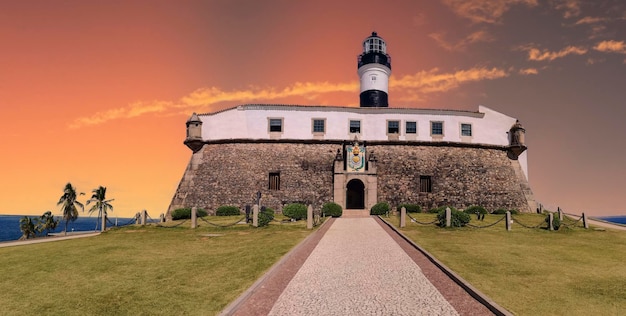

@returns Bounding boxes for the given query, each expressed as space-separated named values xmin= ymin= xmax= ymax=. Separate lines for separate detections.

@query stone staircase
xmin=342 ymin=209 xmax=370 ymax=218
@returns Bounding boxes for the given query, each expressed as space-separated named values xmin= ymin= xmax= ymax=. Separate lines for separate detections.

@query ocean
xmin=0 ymin=215 xmax=136 ymax=242
xmin=596 ymin=215 xmax=626 ymax=225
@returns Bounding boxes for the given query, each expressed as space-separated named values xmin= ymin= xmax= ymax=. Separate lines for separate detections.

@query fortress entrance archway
xmin=346 ymin=179 xmax=365 ymax=209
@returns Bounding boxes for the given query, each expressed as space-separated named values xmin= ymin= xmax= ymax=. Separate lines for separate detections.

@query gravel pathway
xmin=268 ymin=218 xmax=459 ymax=316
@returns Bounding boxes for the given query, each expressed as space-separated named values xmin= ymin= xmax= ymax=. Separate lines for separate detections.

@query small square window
xmin=420 ymin=176 xmax=432 ymax=193
xmin=461 ymin=123 xmax=472 ymax=137
xmin=269 ymin=118 xmax=282 ymax=132
xmin=387 ymin=120 xmax=399 ymax=134
xmin=406 ymin=121 xmax=417 ymax=134
xmin=431 ymin=121 xmax=443 ymax=136
xmin=312 ymin=119 xmax=325 ymax=133
xmin=269 ymin=172 xmax=280 ymax=190
xmin=349 ymin=120 xmax=361 ymax=133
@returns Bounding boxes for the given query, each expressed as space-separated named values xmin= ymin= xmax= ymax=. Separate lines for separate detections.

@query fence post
xmin=548 ymin=213 xmax=554 ymax=231
xmin=445 ymin=207 xmax=451 ymax=227
xmin=558 ymin=207 xmax=563 ymax=221
xmin=506 ymin=211 xmax=511 ymax=231
xmin=160 ymin=213 xmax=165 ymax=223
xmin=141 ymin=210 xmax=147 ymax=226
xmin=307 ymin=205 xmax=313 ymax=229
xmin=583 ymin=212 xmax=589 ymax=229
xmin=400 ymin=207 xmax=406 ymax=228
xmin=135 ymin=212 xmax=140 ymax=224
xmin=191 ymin=207 xmax=197 ymax=229
xmin=253 ymin=205 xmax=259 ymax=227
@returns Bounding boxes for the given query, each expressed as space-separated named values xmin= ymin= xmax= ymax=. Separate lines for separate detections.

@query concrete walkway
xmin=268 ymin=217 xmax=459 ymax=315
xmin=0 ymin=231 xmax=100 ymax=248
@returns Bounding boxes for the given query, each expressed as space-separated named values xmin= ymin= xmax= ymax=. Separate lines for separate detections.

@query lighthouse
xmin=358 ymin=32 xmax=391 ymax=107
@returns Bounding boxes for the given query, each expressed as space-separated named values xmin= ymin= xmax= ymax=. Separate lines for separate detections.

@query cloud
xmin=524 ymin=45 xmax=587 ymax=61
xmin=441 ymin=0 xmax=538 ymax=24
xmin=429 ymin=30 xmax=494 ymax=51
xmin=551 ymin=0 xmax=582 ymax=19
xmin=519 ymin=68 xmax=539 ymax=75
xmin=593 ymin=40 xmax=626 ymax=54
xmin=69 ymin=67 xmax=510 ymax=128
xmin=574 ymin=16 xmax=608 ymax=25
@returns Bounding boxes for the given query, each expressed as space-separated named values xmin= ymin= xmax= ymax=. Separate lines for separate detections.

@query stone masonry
xmin=167 ymin=141 xmax=533 ymax=219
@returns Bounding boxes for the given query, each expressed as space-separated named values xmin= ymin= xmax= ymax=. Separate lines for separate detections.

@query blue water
xmin=0 ymin=215 xmax=135 ymax=242
xmin=596 ymin=215 xmax=626 ymax=225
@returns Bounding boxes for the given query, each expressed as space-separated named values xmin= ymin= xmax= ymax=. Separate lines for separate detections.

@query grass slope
xmin=389 ymin=213 xmax=626 ymax=315
xmin=0 ymin=216 xmax=312 ymax=316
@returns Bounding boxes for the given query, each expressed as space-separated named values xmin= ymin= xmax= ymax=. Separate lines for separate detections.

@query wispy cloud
xmin=523 ymin=45 xmax=587 ymax=61
xmin=441 ymin=0 xmax=538 ymax=24
xmin=593 ymin=40 xmax=626 ymax=54
xmin=574 ymin=16 xmax=608 ymax=25
xmin=429 ymin=30 xmax=494 ymax=51
xmin=551 ymin=0 xmax=582 ymax=19
xmin=69 ymin=67 xmax=510 ymax=128
xmin=519 ymin=68 xmax=539 ymax=75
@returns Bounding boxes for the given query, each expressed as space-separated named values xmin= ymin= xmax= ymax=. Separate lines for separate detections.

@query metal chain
xmin=560 ymin=216 xmax=583 ymax=228
xmin=466 ymin=215 xmax=507 ymax=228
xmin=198 ymin=216 xmax=246 ymax=227
xmin=406 ymin=213 xmax=438 ymax=225
xmin=511 ymin=215 xmax=546 ymax=229
xmin=156 ymin=219 xmax=189 ymax=228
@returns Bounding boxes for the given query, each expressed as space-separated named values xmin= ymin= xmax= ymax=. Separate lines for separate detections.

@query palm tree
xmin=19 ymin=216 xmax=36 ymax=240
xmin=38 ymin=211 xmax=59 ymax=236
xmin=57 ymin=182 xmax=84 ymax=235
xmin=86 ymin=186 xmax=114 ymax=232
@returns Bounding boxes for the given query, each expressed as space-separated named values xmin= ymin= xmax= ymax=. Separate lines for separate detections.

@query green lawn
xmin=387 ymin=213 xmax=626 ymax=315
xmin=0 ymin=216 xmax=314 ymax=316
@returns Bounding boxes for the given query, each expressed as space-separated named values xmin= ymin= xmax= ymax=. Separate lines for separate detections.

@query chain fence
xmin=510 ymin=214 xmax=547 ymax=229
xmin=406 ymin=212 xmax=438 ymax=225
xmin=466 ymin=215 xmax=507 ymax=228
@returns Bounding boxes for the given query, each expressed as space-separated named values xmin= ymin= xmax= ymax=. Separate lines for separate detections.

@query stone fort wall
xmin=167 ymin=141 xmax=532 ymax=218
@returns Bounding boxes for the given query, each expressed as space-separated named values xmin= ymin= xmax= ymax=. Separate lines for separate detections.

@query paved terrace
xmin=225 ymin=217 xmax=495 ymax=315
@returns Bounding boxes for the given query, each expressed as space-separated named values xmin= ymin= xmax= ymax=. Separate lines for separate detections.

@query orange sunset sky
xmin=1 ymin=0 xmax=625 ymax=218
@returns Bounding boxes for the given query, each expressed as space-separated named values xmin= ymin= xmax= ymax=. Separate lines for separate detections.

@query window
xmin=406 ymin=121 xmax=417 ymax=134
xmin=269 ymin=118 xmax=283 ymax=132
xmin=419 ymin=176 xmax=432 ymax=193
xmin=269 ymin=172 xmax=280 ymax=190
xmin=431 ymin=121 xmax=444 ymax=136
xmin=349 ymin=120 xmax=361 ymax=133
xmin=461 ymin=123 xmax=472 ymax=137
xmin=312 ymin=119 xmax=325 ymax=133
xmin=387 ymin=120 xmax=399 ymax=134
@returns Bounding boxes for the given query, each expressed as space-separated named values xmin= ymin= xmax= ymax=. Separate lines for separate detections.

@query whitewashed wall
xmin=196 ymin=104 xmax=528 ymax=177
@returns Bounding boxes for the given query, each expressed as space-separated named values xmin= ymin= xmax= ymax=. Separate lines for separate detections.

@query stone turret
xmin=184 ymin=113 xmax=204 ymax=153
xmin=507 ymin=120 xmax=527 ymax=159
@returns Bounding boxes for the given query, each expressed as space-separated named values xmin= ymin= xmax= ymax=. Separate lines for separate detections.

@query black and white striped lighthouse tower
xmin=358 ymin=32 xmax=391 ymax=107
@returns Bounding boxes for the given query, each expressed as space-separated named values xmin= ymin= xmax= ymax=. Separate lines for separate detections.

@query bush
xmin=464 ymin=206 xmax=487 ymax=215
xmin=282 ymin=203 xmax=307 ymax=220
xmin=492 ymin=209 xmax=519 ymax=215
xmin=370 ymin=202 xmax=390 ymax=215
xmin=437 ymin=208 xmax=470 ymax=227
xmin=258 ymin=207 xmax=274 ymax=227
xmin=216 ymin=205 xmax=241 ymax=216
xmin=396 ymin=203 xmax=421 ymax=213
xmin=545 ymin=214 xmax=561 ymax=230
xmin=428 ymin=206 xmax=457 ymax=214
xmin=322 ymin=202 xmax=342 ymax=217
xmin=171 ymin=208 xmax=207 ymax=220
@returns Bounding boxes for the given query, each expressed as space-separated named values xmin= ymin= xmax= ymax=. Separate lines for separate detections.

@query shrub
xmin=216 ymin=205 xmax=241 ymax=216
xmin=396 ymin=203 xmax=421 ymax=213
xmin=258 ymin=207 xmax=274 ymax=227
xmin=282 ymin=203 xmax=307 ymax=220
xmin=370 ymin=202 xmax=390 ymax=215
xmin=546 ymin=214 xmax=561 ymax=230
xmin=322 ymin=202 xmax=342 ymax=217
xmin=437 ymin=208 xmax=470 ymax=227
xmin=428 ymin=206 xmax=457 ymax=214
xmin=171 ymin=208 xmax=207 ymax=220
xmin=464 ymin=206 xmax=487 ymax=215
